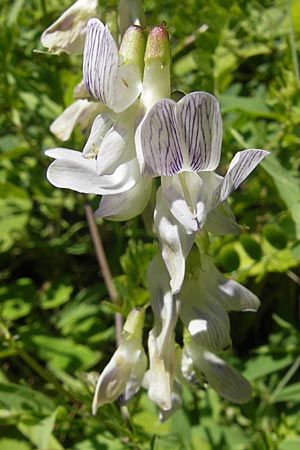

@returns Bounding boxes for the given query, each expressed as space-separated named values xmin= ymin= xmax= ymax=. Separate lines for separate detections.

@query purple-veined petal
xmin=83 ymin=18 xmax=142 ymax=113
xmin=201 ymin=253 xmax=260 ymax=311
xmin=137 ymin=99 xmax=183 ymax=176
xmin=185 ymin=342 xmax=252 ymax=404
xmin=200 ymin=350 xmax=252 ymax=404
xmin=83 ymin=19 xmax=118 ymax=108
xmin=179 ymin=276 xmax=232 ymax=352
xmin=137 ymin=92 xmax=222 ymax=177
xmin=176 ymin=91 xmax=222 ymax=172
xmin=213 ymin=149 xmax=269 ymax=206
xmin=154 ymin=188 xmax=195 ymax=294
xmin=95 ymin=175 xmax=152 ymax=221
xmin=45 ymin=148 xmax=138 ymax=195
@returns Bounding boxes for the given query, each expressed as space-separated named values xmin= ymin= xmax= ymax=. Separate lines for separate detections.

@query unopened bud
xmin=119 ymin=25 xmax=147 ymax=79
xmin=141 ymin=24 xmax=171 ymax=110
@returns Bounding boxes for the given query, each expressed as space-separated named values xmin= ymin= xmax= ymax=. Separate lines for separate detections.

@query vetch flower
xmin=45 ymin=23 xmax=150 ymax=211
xmin=41 ymin=0 xmax=98 ymax=54
xmin=178 ymin=251 xmax=260 ymax=352
xmin=182 ymin=337 xmax=252 ymax=404
xmin=136 ymin=91 xmax=268 ymax=291
xmin=81 ymin=20 xmax=171 ymax=221
xmin=92 ymin=308 xmax=147 ymax=413
xmin=136 ymin=91 xmax=269 ymax=232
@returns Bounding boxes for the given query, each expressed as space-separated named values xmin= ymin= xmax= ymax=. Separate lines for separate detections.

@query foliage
xmin=0 ymin=0 xmax=300 ymax=448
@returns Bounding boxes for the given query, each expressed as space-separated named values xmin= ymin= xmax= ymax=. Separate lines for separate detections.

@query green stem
xmin=269 ymin=356 xmax=300 ymax=403
xmin=287 ymin=0 xmax=300 ymax=88
xmin=1 ymin=321 xmax=74 ymax=401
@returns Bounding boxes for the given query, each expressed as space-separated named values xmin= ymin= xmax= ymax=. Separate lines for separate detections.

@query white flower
xmin=136 ymin=91 xmax=268 ymax=291
xmin=41 ymin=0 xmax=98 ymax=54
xmin=136 ymin=91 xmax=269 ymax=231
xmin=182 ymin=338 xmax=252 ymax=404
xmin=178 ymin=252 xmax=260 ymax=352
xmin=46 ymin=20 xmax=172 ymax=221
xmin=92 ymin=308 xmax=147 ymax=413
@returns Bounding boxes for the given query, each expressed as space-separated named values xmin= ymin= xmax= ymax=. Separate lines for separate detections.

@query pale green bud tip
xmin=119 ymin=25 xmax=147 ymax=69
xmin=144 ymin=24 xmax=171 ymax=66
xmin=123 ymin=308 xmax=145 ymax=339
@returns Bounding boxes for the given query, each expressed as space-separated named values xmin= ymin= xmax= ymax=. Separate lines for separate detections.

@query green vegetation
xmin=1 ymin=0 xmax=300 ymax=448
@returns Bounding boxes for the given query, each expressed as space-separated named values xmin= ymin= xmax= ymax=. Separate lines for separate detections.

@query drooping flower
xmin=145 ymin=250 xmax=257 ymax=414
xmin=92 ymin=308 xmax=147 ymax=413
xmin=41 ymin=0 xmax=98 ymax=54
xmin=178 ymin=250 xmax=260 ymax=352
xmin=181 ymin=337 xmax=252 ymax=404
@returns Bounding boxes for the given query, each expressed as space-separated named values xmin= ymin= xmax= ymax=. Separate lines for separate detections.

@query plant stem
xmin=84 ymin=204 xmax=123 ymax=346
xmin=287 ymin=0 xmax=300 ymax=88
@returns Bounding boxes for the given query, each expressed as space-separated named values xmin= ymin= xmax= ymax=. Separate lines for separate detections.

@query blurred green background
xmin=1 ymin=0 xmax=300 ymax=448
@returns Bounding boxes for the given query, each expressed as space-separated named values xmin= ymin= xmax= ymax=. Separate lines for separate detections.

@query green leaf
xmin=0 ymin=278 xmax=35 ymax=320
xmin=18 ymin=409 xmax=64 ymax=450
xmin=278 ymin=437 xmax=300 ymax=450
xmin=219 ymin=94 xmax=274 ymax=117
xmin=272 ymin=383 xmax=300 ymax=403
xmin=73 ymin=433 xmax=125 ymax=450
xmin=39 ymin=282 xmax=73 ymax=310
xmin=243 ymin=354 xmax=294 ymax=380
xmin=261 ymin=154 xmax=300 ymax=239
xmin=0 ymin=381 xmax=55 ymax=416
xmin=0 ymin=197 xmax=32 ymax=251
xmin=0 ymin=438 xmax=32 ymax=450
xmin=30 ymin=335 xmax=100 ymax=371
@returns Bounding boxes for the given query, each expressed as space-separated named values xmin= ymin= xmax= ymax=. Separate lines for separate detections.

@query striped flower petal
xmin=175 ymin=92 xmax=222 ymax=172
xmin=184 ymin=341 xmax=252 ymax=404
xmin=137 ymin=91 xmax=222 ymax=177
xmin=179 ymin=276 xmax=232 ymax=352
xmin=212 ymin=149 xmax=269 ymax=206
xmin=83 ymin=18 xmax=142 ymax=113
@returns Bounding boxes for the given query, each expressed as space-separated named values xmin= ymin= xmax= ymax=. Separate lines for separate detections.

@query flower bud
xmin=119 ymin=25 xmax=147 ymax=81
xmin=92 ymin=308 xmax=147 ymax=414
xmin=141 ymin=24 xmax=171 ymax=110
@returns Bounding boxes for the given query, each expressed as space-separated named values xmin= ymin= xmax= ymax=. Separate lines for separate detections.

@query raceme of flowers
xmin=43 ymin=0 xmax=269 ymax=420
